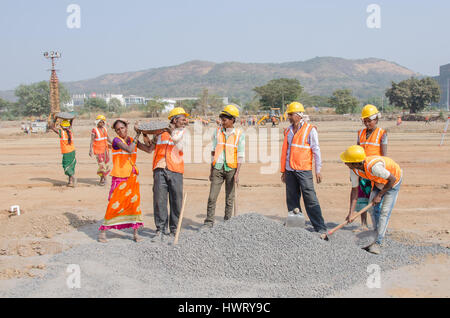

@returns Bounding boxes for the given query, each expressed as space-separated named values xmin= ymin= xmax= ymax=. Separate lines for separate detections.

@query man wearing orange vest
xmin=89 ymin=115 xmax=112 ymax=186
xmin=146 ymin=107 xmax=189 ymax=241
xmin=49 ymin=118 xmax=77 ymax=187
xmin=281 ymin=102 xmax=327 ymax=238
xmin=340 ymin=145 xmax=403 ymax=255
xmin=355 ymin=104 xmax=388 ymax=231
xmin=203 ymin=104 xmax=245 ymax=228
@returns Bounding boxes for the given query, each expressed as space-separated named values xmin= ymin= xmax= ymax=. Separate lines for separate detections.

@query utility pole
xmin=44 ymin=51 xmax=62 ymax=121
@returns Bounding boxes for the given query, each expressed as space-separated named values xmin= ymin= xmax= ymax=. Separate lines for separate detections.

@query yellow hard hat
xmin=220 ymin=105 xmax=240 ymax=118
xmin=340 ymin=145 xmax=366 ymax=163
xmin=361 ymin=104 xmax=379 ymax=119
xmin=96 ymin=115 xmax=106 ymax=121
xmin=168 ymin=107 xmax=189 ymax=120
xmin=287 ymin=102 xmax=305 ymax=114
xmin=60 ymin=120 xmax=71 ymax=128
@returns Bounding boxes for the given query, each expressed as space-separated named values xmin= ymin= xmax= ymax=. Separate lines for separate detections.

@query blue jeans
xmin=369 ymin=178 xmax=402 ymax=244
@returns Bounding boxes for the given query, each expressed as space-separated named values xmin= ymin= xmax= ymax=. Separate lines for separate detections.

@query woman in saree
xmin=49 ymin=118 xmax=77 ymax=187
xmin=98 ymin=119 xmax=152 ymax=243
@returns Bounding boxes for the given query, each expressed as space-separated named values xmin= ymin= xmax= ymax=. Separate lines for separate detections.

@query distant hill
xmin=37 ymin=57 xmax=425 ymax=102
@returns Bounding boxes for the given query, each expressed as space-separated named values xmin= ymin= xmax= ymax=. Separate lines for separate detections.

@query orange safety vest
xmin=92 ymin=127 xmax=108 ymax=155
xmin=358 ymin=127 xmax=385 ymax=157
xmin=152 ymin=132 xmax=184 ymax=174
xmin=110 ymin=137 xmax=137 ymax=178
xmin=352 ymin=156 xmax=402 ymax=186
xmin=280 ymin=123 xmax=314 ymax=172
xmin=59 ymin=129 xmax=75 ymax=154
xmin=212 ymin=128 xmax=242 ymax=169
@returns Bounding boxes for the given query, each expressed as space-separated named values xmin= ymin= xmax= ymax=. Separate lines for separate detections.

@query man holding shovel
xmin=145 ymin=107 xmax=189 ymax=241
xmin=280 ymin=102 xmax=327 ymax=239
xmin=340 ymin=145 xmax=403 ymax=254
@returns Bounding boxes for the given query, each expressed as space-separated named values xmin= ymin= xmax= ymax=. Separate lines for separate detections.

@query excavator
xmin=257 ymin=108 xmax=287 ymax=126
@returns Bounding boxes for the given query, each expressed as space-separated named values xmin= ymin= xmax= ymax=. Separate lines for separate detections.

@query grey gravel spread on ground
xmin=1 ymin=213 xmax=447 ymax=298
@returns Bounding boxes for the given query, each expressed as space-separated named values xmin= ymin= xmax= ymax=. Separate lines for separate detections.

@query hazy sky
xmin=0 ymin=0 xmax=449 ymax=90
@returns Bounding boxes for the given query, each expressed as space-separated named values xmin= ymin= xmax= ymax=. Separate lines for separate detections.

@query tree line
xmin=0 ymin=76 xmax=442 ymax=120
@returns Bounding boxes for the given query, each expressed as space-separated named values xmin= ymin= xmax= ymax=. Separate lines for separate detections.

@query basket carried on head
xmin=55 ymin=112 xmax=76 ymax=120
xmin=135 ymin=121 xmax=170 ymax=135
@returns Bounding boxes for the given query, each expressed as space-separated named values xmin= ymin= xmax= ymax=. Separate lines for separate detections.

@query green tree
xmin=85 ymin=97 xmax=108 ymax=111
xmin=0 ymin=98 xmax=11 ymax=112
xmin=253 ymin=78 xmax=303 ymax=111
xmin=329 ymin=89 xmax=360 ymax=114
xmin=108 ymin=97 xmax=124 ymax=114
xmin=298 ymin=92 xmax=331 ymax=108
xmin=145 ymin=97 xmax=167 ymax=117
xmin=176 ymin=99 xmax=198 ymax=115
xmin=243 ymin=98 xmax=261 ymax=113
xmin=14 ymin=81 xmax=70 ymax=116
xmin=385 ymin=77 xmax=440 ymax=114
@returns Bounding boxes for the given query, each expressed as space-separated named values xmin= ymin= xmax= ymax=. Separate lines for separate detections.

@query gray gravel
xmin=136 ymin=121 xmax=169 ymax=134
xmin=1 ymin=213 xmax=447 ymax=298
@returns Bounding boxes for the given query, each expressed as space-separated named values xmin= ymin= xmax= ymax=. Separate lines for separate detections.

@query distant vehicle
xmin=257 ymin=108 xmax=287 ymax=125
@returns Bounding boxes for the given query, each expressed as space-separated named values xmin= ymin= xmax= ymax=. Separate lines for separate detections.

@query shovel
xmin=325 ymin=203 xmax=374 ymax=238
xmin=285 ymin=208 xmax=306 ymax=228
xmin=173 ymin=192 xmax=188 ymax=245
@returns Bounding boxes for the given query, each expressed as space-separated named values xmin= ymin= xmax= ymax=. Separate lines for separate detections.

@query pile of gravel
xmin=1 ymin=213 xmax=447 ymax=298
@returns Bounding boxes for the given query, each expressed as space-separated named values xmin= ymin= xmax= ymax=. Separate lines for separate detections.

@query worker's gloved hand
xmin=281 ymin=172 xmax=286 ymax=184
xmin=234 ymin=173 xmax=239 ymax=185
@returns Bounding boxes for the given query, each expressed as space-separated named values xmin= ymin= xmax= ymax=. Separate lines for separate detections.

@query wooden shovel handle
xmin=173 ymin=193 xmax=188 ymax=245
xmin=327 ymin=203 xmax=373 ymax=236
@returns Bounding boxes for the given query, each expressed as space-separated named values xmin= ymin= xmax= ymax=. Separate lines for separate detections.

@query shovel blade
xmin=286 ymin=211 xmax=306 ymax=228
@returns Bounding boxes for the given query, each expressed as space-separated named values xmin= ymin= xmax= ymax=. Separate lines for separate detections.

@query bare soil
xmin=0 ymin=118 xmax=449 ymax=296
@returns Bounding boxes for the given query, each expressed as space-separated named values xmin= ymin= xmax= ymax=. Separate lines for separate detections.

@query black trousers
xmin=153 ymin=168 xmax=183 ymax=233
xmin=285 ymin=170 xmax=327 ymax=233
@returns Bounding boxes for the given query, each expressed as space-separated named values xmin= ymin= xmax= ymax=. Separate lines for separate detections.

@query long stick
xmin=234 ymin=183 xmax=239 ymax=217
xmin=327 ymin=203 xmax=373 ymax=237
xmin=173 ymin=193 xmax=188 ymax=245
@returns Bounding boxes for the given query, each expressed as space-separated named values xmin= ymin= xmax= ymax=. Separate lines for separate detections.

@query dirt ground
xmin=0 ymin=117 xmax=449 ymax=297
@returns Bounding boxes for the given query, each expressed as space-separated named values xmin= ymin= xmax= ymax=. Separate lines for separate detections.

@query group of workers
xmin=49 ymin=101 xmax=401 ymax=254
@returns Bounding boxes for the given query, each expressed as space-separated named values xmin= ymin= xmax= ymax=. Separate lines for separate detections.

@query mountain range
xmin=2 ymin=57 xmax=420 ymax=102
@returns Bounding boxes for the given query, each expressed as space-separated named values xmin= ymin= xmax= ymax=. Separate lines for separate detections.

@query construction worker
xmin=281 ymin=102 xmax=327 ymax=239
xmin=49 ymin=118 xmax=77 ymax=187
xmin=145 ymin=107 xmax=189 ymax=241
xmin=355 ymin=104 xmax=388 ymax=231
xmin=89 ymin=115 xmax=112 ymax=186
xmin=340 ymin=145 xmax=403 ymax=255
xmin=203 ymin=104 xmax=245 ymax=227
